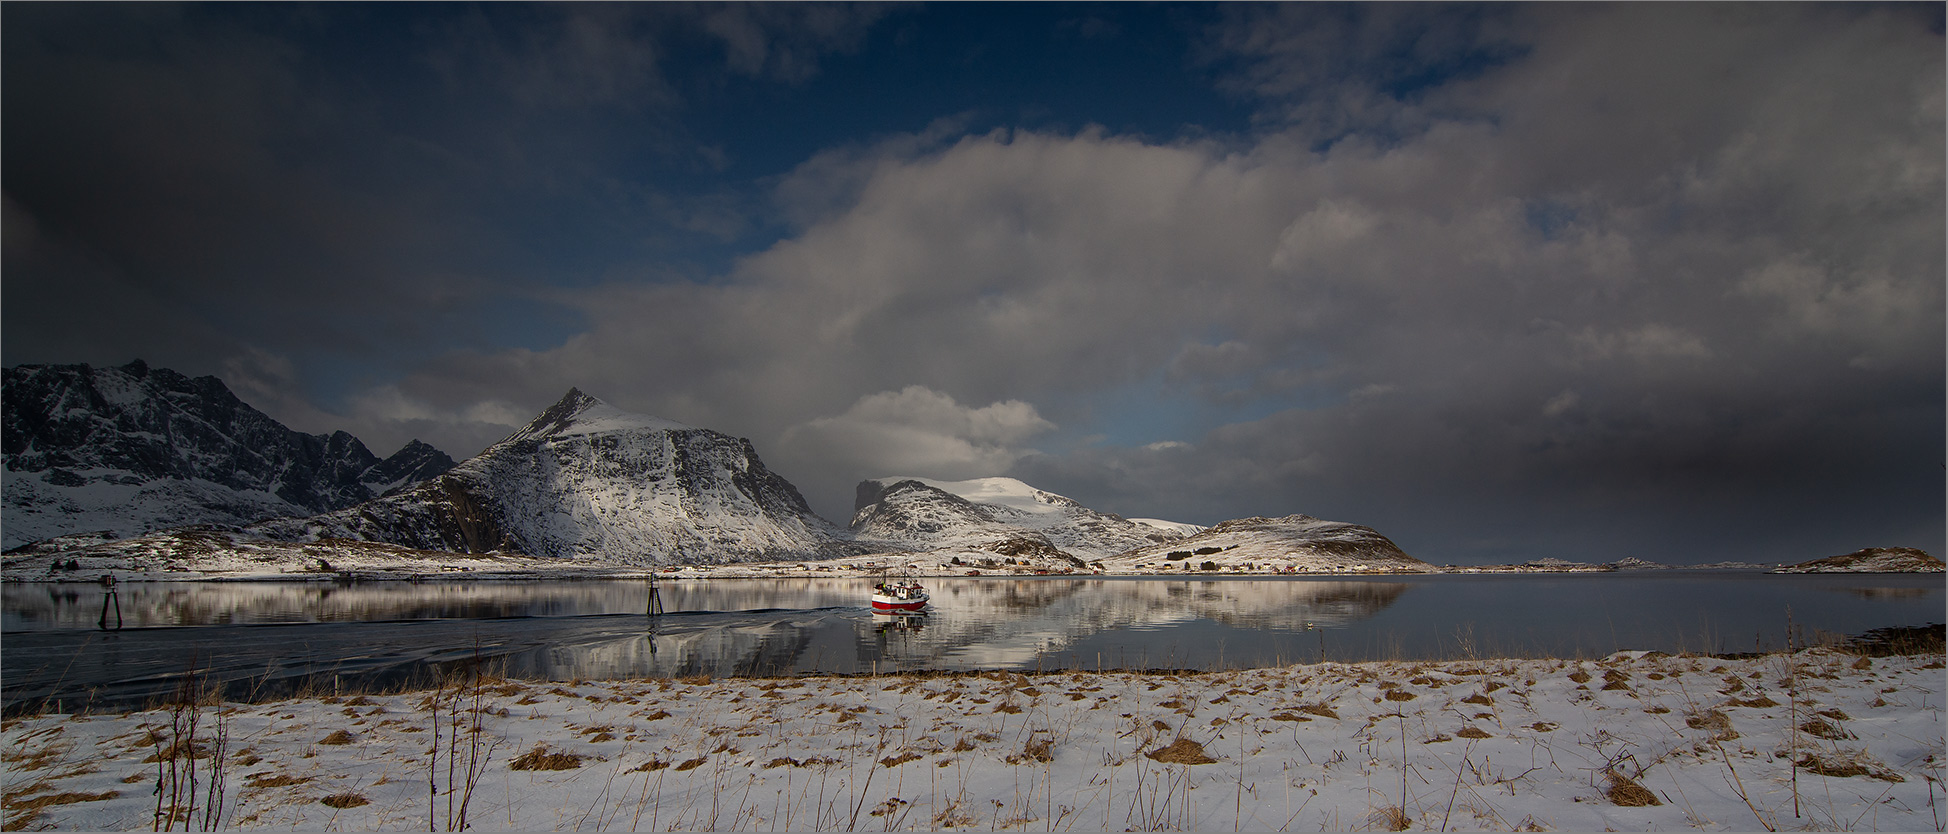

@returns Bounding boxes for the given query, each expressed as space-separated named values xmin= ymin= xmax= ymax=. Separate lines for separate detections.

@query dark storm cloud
xmin=3 ymin=4 xmax=1938 ymax=564
xmin=1 ymin=2 xmax=889 ymax=427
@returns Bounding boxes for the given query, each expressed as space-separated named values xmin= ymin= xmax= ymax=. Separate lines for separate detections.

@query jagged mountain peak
xmin=2 ymin=360 xmax=453 ymax=548
xmin=256 ymin=391 xmax=851 ymax=564
xmin=508 ymin=389 xmax=694 ymax=445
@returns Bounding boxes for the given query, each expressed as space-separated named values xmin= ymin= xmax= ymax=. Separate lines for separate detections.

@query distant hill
xmin=850 ymin=476 xmax=1196 ymax=563
xmin=1102 ymin=514 xmax=1431 ymax=574
xmin=2 ymin=360 xmax=453 ymax=549
xmin=1772 ymin=547 xmax=1944 ymax=574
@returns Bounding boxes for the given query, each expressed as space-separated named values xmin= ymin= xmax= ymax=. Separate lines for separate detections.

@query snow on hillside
xmin=2 ymin=360 xmax=453 ymax=549
xmin=850 ymin=476 xmax=1192 ymax=562
xmin=2 ymin=472 xmax=311 ymax=549
xmin=1 ymin=526 xmax=585 ymax=581
xmin=883 ymin=476 xmax=1083 ymax=519
xmin=1106 ymin=514 xmax=1430 ymax=573
xmin=1129 ymin=517 xmax=1206 ymax=536
xmin=253 ymin=390 xmax=857 ymax=565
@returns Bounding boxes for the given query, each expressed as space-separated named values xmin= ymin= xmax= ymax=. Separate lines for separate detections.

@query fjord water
xmin=3 ymin=573 xmax=1938 ymax=712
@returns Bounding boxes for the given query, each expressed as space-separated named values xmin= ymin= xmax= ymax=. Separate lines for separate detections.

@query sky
xmin=4 ymin=2 xmax=1943 ymax=566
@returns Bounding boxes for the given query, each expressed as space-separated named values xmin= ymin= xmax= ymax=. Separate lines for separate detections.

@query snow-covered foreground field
xmin=5 ymin=649 xmax=1941 ymax=831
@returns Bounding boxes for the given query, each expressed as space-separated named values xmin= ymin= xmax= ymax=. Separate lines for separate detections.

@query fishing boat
xmin=870 ymin=577 xmax=929 ymax=614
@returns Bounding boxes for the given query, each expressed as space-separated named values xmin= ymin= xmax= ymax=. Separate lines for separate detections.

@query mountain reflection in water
xmin=4 ymin=574 xmax=1940 ymax=713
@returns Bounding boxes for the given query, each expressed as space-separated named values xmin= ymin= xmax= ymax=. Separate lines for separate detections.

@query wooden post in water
xmin=646 ymin=572 xmax=664 ymax=618
xmin=97 ymin=587 xmax=122 ymax=631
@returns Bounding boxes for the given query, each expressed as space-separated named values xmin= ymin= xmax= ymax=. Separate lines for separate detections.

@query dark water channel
xmin=3 ymin=573 xmax=1939 ymax=713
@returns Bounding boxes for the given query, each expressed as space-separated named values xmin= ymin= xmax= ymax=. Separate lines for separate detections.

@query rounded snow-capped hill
xmin=254 ymin=390 xmax=856 ymax=564
xmin=850 ymin=476 xmax=1194 ymax=561
xmin=1102 ymin=514 xmax=1430 ymax=573
xmin=1772 ymin=547 xmax=1944 ymax=574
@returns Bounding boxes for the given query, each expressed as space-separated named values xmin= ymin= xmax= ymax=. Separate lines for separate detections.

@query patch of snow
xmin=539 ymin=400 xmax=694 ymax=438
xmin=7 ymin=649 xmax=1941 ymax=832
xmin=1128 ymin=518 xmax=1206 ymax=536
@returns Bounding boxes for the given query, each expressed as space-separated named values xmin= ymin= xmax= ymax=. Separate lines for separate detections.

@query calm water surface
xmin=3 ymin=573 xmax=1938 ymax=712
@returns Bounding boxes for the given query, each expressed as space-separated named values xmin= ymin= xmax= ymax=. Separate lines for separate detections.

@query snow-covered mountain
xmin=850 ymin=476 xmax=1198 ymax=562
xmin=2 ymin=360 xmax=454 ymax=549
xmin=1101 ymin=514 xmax=1431 ymax=573
xmin=252 ymin=389 xmax=858 ymax=564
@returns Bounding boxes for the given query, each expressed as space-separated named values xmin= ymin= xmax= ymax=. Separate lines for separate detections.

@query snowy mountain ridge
xmin=1102 ymin=514 xmax=1431 ymax=573
xmin=2 ymin=360 xmax=455 ymax=549
xmin=252 ymin=389 xmax=859 ymax=564
xmin=849 ymin=475 xmax=1197 ymax=562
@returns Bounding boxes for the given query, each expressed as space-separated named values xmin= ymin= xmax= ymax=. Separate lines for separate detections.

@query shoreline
xmin=13 ymin=559 xmax=1934 ymax=584
xmin=6 ymin=647 xmax=1942 ymax=831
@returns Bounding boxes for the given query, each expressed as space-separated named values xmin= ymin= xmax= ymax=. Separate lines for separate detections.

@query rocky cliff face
xmin=850 ymin=476 xmax=1193 ymax=561
xmin=254 ymin=390 xmax=858 ymax=564
xmin=1102 ymin=514 xmax=1430 ymax=573
xmin=2 ymin=360 xmax=454 ymax=548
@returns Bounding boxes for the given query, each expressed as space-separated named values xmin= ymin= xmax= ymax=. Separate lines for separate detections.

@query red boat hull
xmin=871 ymin=597 xmax=928 ymax=613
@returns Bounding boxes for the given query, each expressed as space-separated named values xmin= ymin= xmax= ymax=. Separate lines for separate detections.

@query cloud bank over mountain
xmin=4 ymin=4 xmax=1940 ymax=563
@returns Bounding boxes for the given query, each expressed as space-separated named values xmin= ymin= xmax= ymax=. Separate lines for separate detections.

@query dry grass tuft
xmin=1796 ymin=751 xmax=1905 ymax=782
xmin=139 ymin=735 xmax=213 ymax=763
xmin=1605 ymin=772 xmax=1661 ymax=806
xmin=1297 ymin=703 xmax=1339 ymax=719
xmin=1370 ymin=805 xmax=1411 ymax=831
xmin=1796 ymin=755 xmax=1870 ymax=779
xmin=879 ymin=752 xmax=923 ymax=768
xmin=673 ymin=757 xmax=707 ymax=772
xmin=1456 ymin=726 xmax=1493 ymax=739
xmin=244 ymin=774 xmax=309 ymax=789
xmin=316 ymin=730 xmax=356 ymax=745
xmin=1382 ymin=689 xmax=1416 ymax=702
xmin=1798 ymin=717 xmax=1851 ymax=740
xmin=1684 ymin=709 xmax=1737 ymax=741
xmin=318 ymin=792 xmax=368 ymax=809
xmin=1725 ymin=695 xmax=1777 ymax=708
xmin=1145 ymin=738 xmax=1217 ymax=765
xmin=933 ymin=802 xmax=978 ymax=828
xmin=509 ymin=745 xmax=584 ymax=771
xmin=2 ymin=789 xmax=119 ymax=813
xmin=1005 ymin=737 xmax=1054 ymax=765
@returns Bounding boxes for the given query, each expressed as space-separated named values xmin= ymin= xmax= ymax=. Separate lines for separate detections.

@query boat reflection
xmin=13 ymin=572 xmax=1934 ymax=714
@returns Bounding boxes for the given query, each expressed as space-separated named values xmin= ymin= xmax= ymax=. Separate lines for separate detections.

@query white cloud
xmin=782 ymin=386 xmax=1055 ymax=481
xmin=299 ymin=5 xmax=1939 ymax=556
